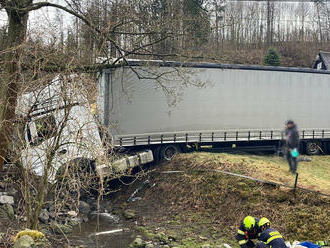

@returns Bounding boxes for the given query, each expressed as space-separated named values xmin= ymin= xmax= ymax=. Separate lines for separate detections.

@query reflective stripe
xmin=239 ymin=240 xmax=248 ymax=245
xmin=269 ymin=231 xmax=280 ymax=236
xmin=237 ymin=230 xmax=246 ymax=235
xmin=266 ymin=235 xmax=283 ymax=244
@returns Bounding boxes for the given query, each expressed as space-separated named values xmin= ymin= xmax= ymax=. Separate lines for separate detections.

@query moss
xmin=14 ymin=230 xmax=45 ymax=242
xmin=131 ymin=153 xmax=330 ymax=247
xmin=135 ymin=226 xmax=155 ymax=240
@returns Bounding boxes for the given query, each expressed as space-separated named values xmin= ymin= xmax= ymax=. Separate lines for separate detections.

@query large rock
xmin=50 ymin=223 xmax=73 ymax=234
xmin=123 ymin=209 xmax=136 ymax=220
xmin=130 ymin=236 xmax=146 ymax=248
xmin=145 ymin=242 xmax=154 ymax=248
xmin=0 ymin=204 xmax=15 ymax=220
xmin=38 ymin=209 xmax=49 ymax=224
xmin=0 ymin=195 xmax=14 ymax=205
xmin=155 ymin=232 xmax=169 ymax=244
xmin=78 ymin=201 xmax=91 ymax=215
xmin=13 ymin=235 xmax=35 ymax=248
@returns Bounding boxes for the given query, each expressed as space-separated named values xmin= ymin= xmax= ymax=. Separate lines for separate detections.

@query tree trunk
xmin=0 ymin=2 xmax=29 ymax=171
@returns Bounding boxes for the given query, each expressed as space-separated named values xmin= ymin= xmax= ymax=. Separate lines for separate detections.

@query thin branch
xmin=22 ymin=2 xmax=100 ymax=33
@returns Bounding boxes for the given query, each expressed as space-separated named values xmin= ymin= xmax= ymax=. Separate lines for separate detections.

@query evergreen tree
xmin=264 ymin=48 xmax=281 ymax=66
xmin=183 ymin=0 xmax=210 ymax=49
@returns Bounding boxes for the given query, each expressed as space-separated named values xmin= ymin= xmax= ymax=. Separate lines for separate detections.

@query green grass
xmin=187 ymin=152 xmax=330 ymax=195
xmin=131 ymin=152 xmax=330 ymax=247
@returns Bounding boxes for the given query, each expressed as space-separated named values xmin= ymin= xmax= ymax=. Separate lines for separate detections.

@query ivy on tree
xmin=264 ymin=48 xmax=281 ymax=66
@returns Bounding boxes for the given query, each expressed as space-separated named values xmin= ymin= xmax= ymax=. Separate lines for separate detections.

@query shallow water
xmin=69 ymin=214 xmax=136 ymax=248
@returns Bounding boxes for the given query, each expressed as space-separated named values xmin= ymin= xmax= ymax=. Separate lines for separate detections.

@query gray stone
xmin=145 ymin=244 xmax=154 ymax=248
xmin=130 ymin=237 xmax=145 ymax=248
xmin=6 ymin=187 xmax=18 ymax=197
xmin=78 ymin=201 xmax=91 ymax=215
xmin=155 ymin=232 xmax=169 ymax=244
xmin=50 ymin=223 xmax=73 ymax=234
xmin=0 ymin=195 xmax=14 ymax=205
xmin=123 ymin=209 xmax=136 ymax=220
xmin=67 ymin=210 xmax=78 ymax=217
xmin=13 ymin=235 xmax=35 ymax=248
xmin=38 ymin=209 xmax=49 ymax=224
xmin=0 ymin=204 xmax=14 ymax=220
xmin=201 ymin=244 xmax=211 ymax=248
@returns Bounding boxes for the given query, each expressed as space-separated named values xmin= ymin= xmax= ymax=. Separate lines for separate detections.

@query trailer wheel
xmin=152 ymin=146 xmax=162 ymax=164
xmin=305 ymin=141 xmax=321 ymax=155
xmin=160 ymin=144 xmax=181 ymax=161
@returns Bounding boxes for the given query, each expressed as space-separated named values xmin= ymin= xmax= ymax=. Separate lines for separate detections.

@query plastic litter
xmin=291 ymin=149 xmax=299 ymax=158
xmin=299 ymin=242 xmax=321 ymax=248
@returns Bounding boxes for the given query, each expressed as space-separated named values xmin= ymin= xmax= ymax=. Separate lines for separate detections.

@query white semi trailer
xmin=14 ymin=60 xmax=330 ymax=180
xmin=98 ymin=60 xmax=330 ymax=160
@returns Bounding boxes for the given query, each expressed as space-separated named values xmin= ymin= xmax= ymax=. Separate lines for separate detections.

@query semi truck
xmin=98 ymin=60 xmax=330 ymax=161
xmin=15 ymin=60 xmax=330 ymax=180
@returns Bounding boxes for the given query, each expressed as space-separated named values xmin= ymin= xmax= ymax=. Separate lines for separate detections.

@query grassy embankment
xmin=123 ymin=153 xmax=330 ymax=248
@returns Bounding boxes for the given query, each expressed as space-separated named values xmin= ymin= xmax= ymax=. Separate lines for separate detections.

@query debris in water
xmin=89 ymin=229 xmax=124 ymax=237
xmin=90 ymin=212 xmax=120 ymax=223
xmin=130 ymin=197 xmax=142 ymax=202
xmin=127 ymin=180 xmax=150 ymax=202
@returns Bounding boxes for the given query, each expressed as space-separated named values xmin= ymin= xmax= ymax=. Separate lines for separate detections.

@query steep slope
xmin=119 ymin=153 xmax=330 ymax=247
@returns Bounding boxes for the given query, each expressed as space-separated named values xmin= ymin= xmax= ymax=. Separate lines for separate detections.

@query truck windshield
xmin=31 ymin=115 xmax=57 ymax=146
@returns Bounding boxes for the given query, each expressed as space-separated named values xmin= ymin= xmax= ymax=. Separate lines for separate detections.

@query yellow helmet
xmin=243 ymin=216 xmax=256 ymax=230
xmin=259 ymin=217 xmax=270 ymax=227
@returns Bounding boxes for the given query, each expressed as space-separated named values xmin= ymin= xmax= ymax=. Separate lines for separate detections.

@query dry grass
xmin=185 ymin=152 xmax=330 ymax=195
xmin=129 ymin=152 xmax=330 ymax=246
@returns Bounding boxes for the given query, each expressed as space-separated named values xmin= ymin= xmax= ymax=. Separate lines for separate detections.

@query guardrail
xmin=114 ymin=129 xmax=330 ymax=147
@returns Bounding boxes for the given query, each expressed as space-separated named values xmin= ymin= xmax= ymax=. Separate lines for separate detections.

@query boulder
xmin=201 ymin=244 xmax=211 ymax=248
xmin=145 ymin=242 xmax=154 ymax=248
xmin=130 ymin=237 xmax=146 ymax=248
xmin=50 ymin=223 xmax=73 ymax=234
xmin=0 ymin=195 xmax=14 ymax=205
xmin=13 ymin=235 xmax=35 ymax=248
xmin=78 ymin=201 xmax=91 ymax=215
xmin=123 ymin=209 xmax=136 ymax=220
xmin=0 ymin=204 xmax=15 ymax=220
xmin=155 ymin=232 xmax=169 ymax=244
xmin=38 ymin=209 xmax=49 ymax=224
xmin=6 ymin=187 xmax=18 ymax=197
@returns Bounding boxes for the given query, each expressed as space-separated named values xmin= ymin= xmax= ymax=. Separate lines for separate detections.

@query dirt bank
xmin=113 ymin=153 xmax=330 ymax=247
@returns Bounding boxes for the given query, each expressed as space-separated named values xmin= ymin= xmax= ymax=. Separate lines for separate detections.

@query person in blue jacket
xmin=256 ymin=217 xmax=287 ymax=248
xmin=236 ymin=216 xmax=262 ymax=248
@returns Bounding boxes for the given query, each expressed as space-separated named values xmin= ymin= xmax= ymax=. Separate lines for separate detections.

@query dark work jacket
xmin=236 ymin=218 xmax=261 ymax=248
xmin=285 ymin=126 xmax=299 ymax=149
xmin=258 ymin=228 xmax=286 ymax=248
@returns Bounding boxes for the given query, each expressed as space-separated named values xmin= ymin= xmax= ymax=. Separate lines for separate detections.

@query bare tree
xmin=0 ymin=0 xmax=180 ymax=171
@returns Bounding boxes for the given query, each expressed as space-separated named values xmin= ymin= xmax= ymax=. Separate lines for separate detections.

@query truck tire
xmin=305 ymin=141 xmax=321 ymax=155
xmin=152 ymin=146 xmax=162 ymax=164
xmin=160 ymin=144 xmax=181 ymax=161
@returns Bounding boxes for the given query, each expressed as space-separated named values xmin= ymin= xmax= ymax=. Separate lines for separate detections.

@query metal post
xmin=294 ymin=173 xmax=299 ymax=195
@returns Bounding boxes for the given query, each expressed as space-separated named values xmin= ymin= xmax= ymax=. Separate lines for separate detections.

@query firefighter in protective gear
xmin=256 ymin=217 xmax=287 ymax=248
xmin=236 ymin=216 xmax=261 ymax=248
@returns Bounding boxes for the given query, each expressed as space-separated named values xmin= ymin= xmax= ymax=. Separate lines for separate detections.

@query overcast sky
xmin=0 ymin=0 xmax=73 ymax=40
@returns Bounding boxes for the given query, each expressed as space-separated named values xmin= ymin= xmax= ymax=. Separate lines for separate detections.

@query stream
xmin=68 ymin=213 xmax=136 ymax=248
